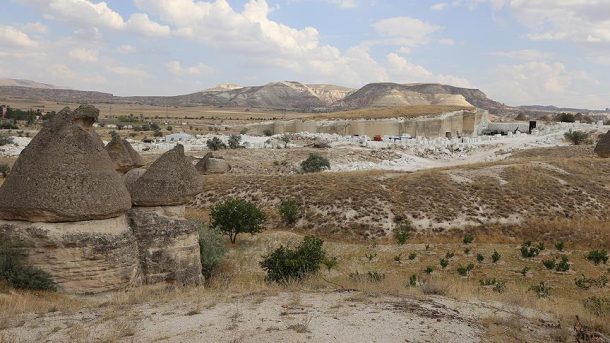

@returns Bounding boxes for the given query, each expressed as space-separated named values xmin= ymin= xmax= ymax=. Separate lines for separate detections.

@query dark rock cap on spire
xmin=0 ymin=105 xmax=132 ymax=222
xmin=129 ymin=144 xmax=202 ymax=206
xmin=106 ymin=132 xmax=145 ymax=173
xmin=594 ymin=131 xmax=610 ymax=158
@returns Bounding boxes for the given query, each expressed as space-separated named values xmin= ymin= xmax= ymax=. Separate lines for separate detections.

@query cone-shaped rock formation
xmin=594 ymin=131 xmax=610 ymax=158
xmin=106 ymin=132 xmax=144 ymax=173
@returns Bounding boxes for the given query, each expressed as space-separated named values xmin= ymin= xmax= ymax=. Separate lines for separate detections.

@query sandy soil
xmin=0 ymin=290 xmax=560 ymax=343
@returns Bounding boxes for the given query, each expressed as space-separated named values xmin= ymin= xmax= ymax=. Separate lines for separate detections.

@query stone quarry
xmin=0 ymin=105 xmax=203 ymax=294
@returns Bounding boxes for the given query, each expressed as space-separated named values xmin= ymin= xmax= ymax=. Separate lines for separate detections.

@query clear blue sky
xmin=1 ymin=0 xmax=609 ymax=108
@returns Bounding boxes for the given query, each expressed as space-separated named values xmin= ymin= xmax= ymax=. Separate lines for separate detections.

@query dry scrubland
xmin=1 ymin=143 xmax=609 ymax=342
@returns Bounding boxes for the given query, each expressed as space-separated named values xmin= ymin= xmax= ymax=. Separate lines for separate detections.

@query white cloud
xmin=117 ymin=44 xmax=136 ymax=54
xmin=372 ymin=17 xmax=442 ymax=47
xmin=386 ymin=53 xmax=471 ymax=87
xmin=68 ymin=47 xmax=98 ymax=62
xmin=126 ymin=13 xmax=171 ymax=37
xmin=24 ymin=22 xmax=48 ymax=34
xmin=439 ymin=38 xmax=455 ymax=46
xmin=431 ymin=3 xmax=448 ymax=10
xmin=329 ymin=0 xmax=358 ymax=8
xmin=489 ymin=61 xmax=593 ymax=105
xmin=491 ymin=49 xmax=551 ymax=61
xmin=490 ymin=1 xmax=610 ymax=44
xmin=107 ymin=65 xmax=150 ymax=78
xmin=166 ymin=60 xmax=214 ymax=76
xmin=0 ymin=26 xmax=38 ymax=48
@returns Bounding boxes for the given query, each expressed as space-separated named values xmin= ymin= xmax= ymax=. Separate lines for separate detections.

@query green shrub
xmin=555 ymin=112 xmax=575 ymax=123
xmin=407 ymin=274 xmax=417 ymax=287
xmin=463 ymin=233 xmax=474 ymax=244
xmin=263 ymin=128 xmax=273 ymax=137
xmin=228 ymin=135 xmax=241 ymax=149
xmin=206 ymin=137 xmax=227 ymax=151
xmin=476 ymin=254 xmax=484 ymax=263
xmin=464 ymin=247 xmax=471 ymax=255
xmin=211 ymin=198 xmax=266 ymax=244
xmin=554 ymin=241 xmax=565 ymax=252
xmin=260 ymin=236 xmax=326 ymax=283
xmin=424 ymin=266 xmax=434 ymax=274
xmin=575 ymin=274 xmax=608 ymax=290
xmin=520 ymin=241 xmax=542 ymax=258
xmin=586 ymin=250 xmax=609 ymax=265
xmin=198 ymin=225 xmax=226 ymax=280
xmin=393 ymin=221 xmax=412 ymax=245
xmin=457 ymin=263 xmax=474 ymax=277
xmin=493 ymin=281 xmax=506 ymax=293
xmin=491 ymin=250 xmax=501 ymax=263
xmin=300 ymin=153 xmax=330 ymax=173
xmin=349 ymin=271 xmax=385 ymax=283
xmin=530 ymin=282 xmax=551 ymax=298
xmin=440 ymin=258 xmax=449 ymax=269
xmin=445 ymin=252 xmax=454 ymax=259
xmin=555 ymin=256 xmax=570 ymax=272
xmin=583 ymin=296 xmax=610 ymax=317
xmin=278 ymin=199 xmax=301 ymax=225
xmin=321 ymin=256 xmax=338 ymax=272
xmin=0 ymin=235 xmax=57 ymax=291
xmin=543 ymin=259 xmax=556 ymax=270
xmin=0 ymin=134 xmax=13 ymax=146
xmin=564 ymin=130 xmax=590 ymax=145
xmin=408 ymin=252 xmax=417 ymax=260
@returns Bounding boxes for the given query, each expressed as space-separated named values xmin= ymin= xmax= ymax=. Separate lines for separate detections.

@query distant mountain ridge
xmin=0 ymin=78 xmax=509 ymax=112
xmin=0 ymin=78 xmax=66 ymax=90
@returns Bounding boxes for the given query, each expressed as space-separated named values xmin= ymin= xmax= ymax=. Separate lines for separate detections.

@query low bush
xmin=321 ymin=256 xmax=338 ymax=272
xmin=260 ymin=236 xmax=326 ymax=283
xmin=349 ymin=271 xmax=385 ymax=283
xmin=530 ymin=281 xmax=551 ymax=298
xmin=407 ymin=274 xmax=417 ymax=287
xmin=520 ymin=241 xmax=544 ymax=258
xmin=300 ymin=153 xmax=330 ymax=173
xmin=206 ymin=137 xmax=227 ymax=151
xmin=278 ymin=199 xmax=301 ymax=225
xmin=555 ymin=256 xmax=570 ymax=272
xmin=586 ymin=250 xmax=609 ymax=265
xmin=263 ymin=128 xmax=273 ymax=137
xmin=0 ymin=234 xmax=57 ymax=291
xmin=543 ymin=259 xmax=556 ymax=270
xmin=198 ymin=225 xmax=226 ymax=280
xmin=564 ymin=130 xmax=590 ymax=145
xmin=476 ymin=254 xmax=484 ymax=263
xmin=463 ymin=233 xmax=474 ymax=244
xmin=424 ymin=266 xmax=433 ymax=274
xmin=394 ymin=221 xmax=412 ymax=245
xmin=491 ymin=250 xmax=501 ymax=263
xmin=554 ymin=241 xmax=565 ymax=252
xmin=457 ymin=263 xmax=474 ymax=276
xmin=408 ymin=252 xmax=417 ymax=260
xmin=440 ymin=258 xmax=449 ymax=269
xmin=228 ymin=135 xmax=241 ymax=149
xmin=575 ymin=274 xmax=608 ymax=290
xmin=583 ymin=296 xmax=610 ymax=317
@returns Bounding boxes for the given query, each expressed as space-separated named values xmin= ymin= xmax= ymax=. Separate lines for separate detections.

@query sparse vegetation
xmin=555 ymin=241 xmax=565 ymax=252
xmin=393 ymin=221 xmax=412 ymax=245
xmin=198 ymin=225 xmax=226 ymax=280
xmin=349 ymin=271 xmax=385 ymax=283
xmin=206 ymin=137 xmax=227 ymax=151
xmin=521 ymin=241 xmax=543 ymax=258
xmin=440 ymin=258 xmax=449 ymax=269
xmin=300 ymin=153 xmax=330 ymax=173
xmin=575 ymin=274 xmax=608 ymax=290
xmin=462 ymin=233 xmax=474 ymax=244
xmin=491 ymin=251 xmax=501 ymax=263
xmin=260 ymin=235 xmax=326 ymax=284
xmin=583 ymin=296 xmax=610 ymax=317
xmin=476 ymin=254 xmax=484 ymax=263
xmin=278 ymin=198 xmax=301 ymax=225
xmin=530 ymin=282 xmax=551 ymax=298
xmin=564 ymin=130 xmax=590 ymax=145
xmin=586 ymin=250 xmax=608 ymax=265
xmin=210 ymin=198 xmax=266 ymax=244
xmin=228 ymin=135 xmax=241 ymax=149
xmin=0 ymin=234 xmax=57 ymax=291
xmin=263 ymin=128 xmax=273 ymax=137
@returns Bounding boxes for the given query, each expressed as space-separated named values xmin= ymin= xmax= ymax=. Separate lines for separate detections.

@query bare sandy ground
xmin=0 ymin=290 xmax=560 ymax=343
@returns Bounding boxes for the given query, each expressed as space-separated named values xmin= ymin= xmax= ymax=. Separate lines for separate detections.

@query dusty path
xmin=1 ymin=291 xmax=559 ymax=343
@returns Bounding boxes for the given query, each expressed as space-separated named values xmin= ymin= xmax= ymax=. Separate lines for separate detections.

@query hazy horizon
xmin=1 ymin=0 xmax=609 ymax=109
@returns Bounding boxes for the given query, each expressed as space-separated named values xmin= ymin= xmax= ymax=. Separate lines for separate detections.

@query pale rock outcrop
xmin=125 ymin=145 xmax=203 ymax=285
xmin=594 ymin=131 xmax=610 ymax=158
xmin=0 ymin=105 xmax=141 ymax=294
xmin=195 ymin=152 xmax=231 ymax=174
xmin=106 ymin=132 xmax=144 ymax=173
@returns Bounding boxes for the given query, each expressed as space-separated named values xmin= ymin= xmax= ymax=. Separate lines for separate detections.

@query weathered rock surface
xmin=0 ymin=215 xmax=141 ymax=294
xmin=594 ymin=131 xmax=610 ymax=158
xmin=123 ymin=167 xmax=147 ymax=191
xmin=127 ymin=205 xmax=203 ymax=285
xmin=195 ymin=152 xmax=231 ymax=174
xmin=0 ymin=105 xmax=132 ymax=222
xmin=129 ymin=145 xmax=202 ymax=206
xmin=106 ymin=132 xmax=144 ymax=173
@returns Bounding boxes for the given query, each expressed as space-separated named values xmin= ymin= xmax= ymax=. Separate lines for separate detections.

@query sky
xmin=0 ymin=0 xmax=609 ymax=109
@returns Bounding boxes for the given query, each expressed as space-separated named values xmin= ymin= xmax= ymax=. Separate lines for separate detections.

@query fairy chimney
xmin=106 ymin=132 xmax=144 ymax=173
xmin=594 ymin=131 xmax=610 ymax=158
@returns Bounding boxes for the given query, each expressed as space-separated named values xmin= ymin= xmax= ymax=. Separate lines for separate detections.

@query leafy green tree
xmin=211 ymin=198 xmax=266 ymax=244
xmin=300 ymin=153 xmax=330 ymax=173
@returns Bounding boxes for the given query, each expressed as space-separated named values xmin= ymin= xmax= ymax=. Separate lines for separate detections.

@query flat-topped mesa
xmin=594 ymin=131 xmax=610 ymax=158
xmin=0 ymin=105 xmax=132 ymax=222
xmin=106 ymin=132 xmax=145 ymax=173
xmin=129 ymin=144 xmax=202 ymax=206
